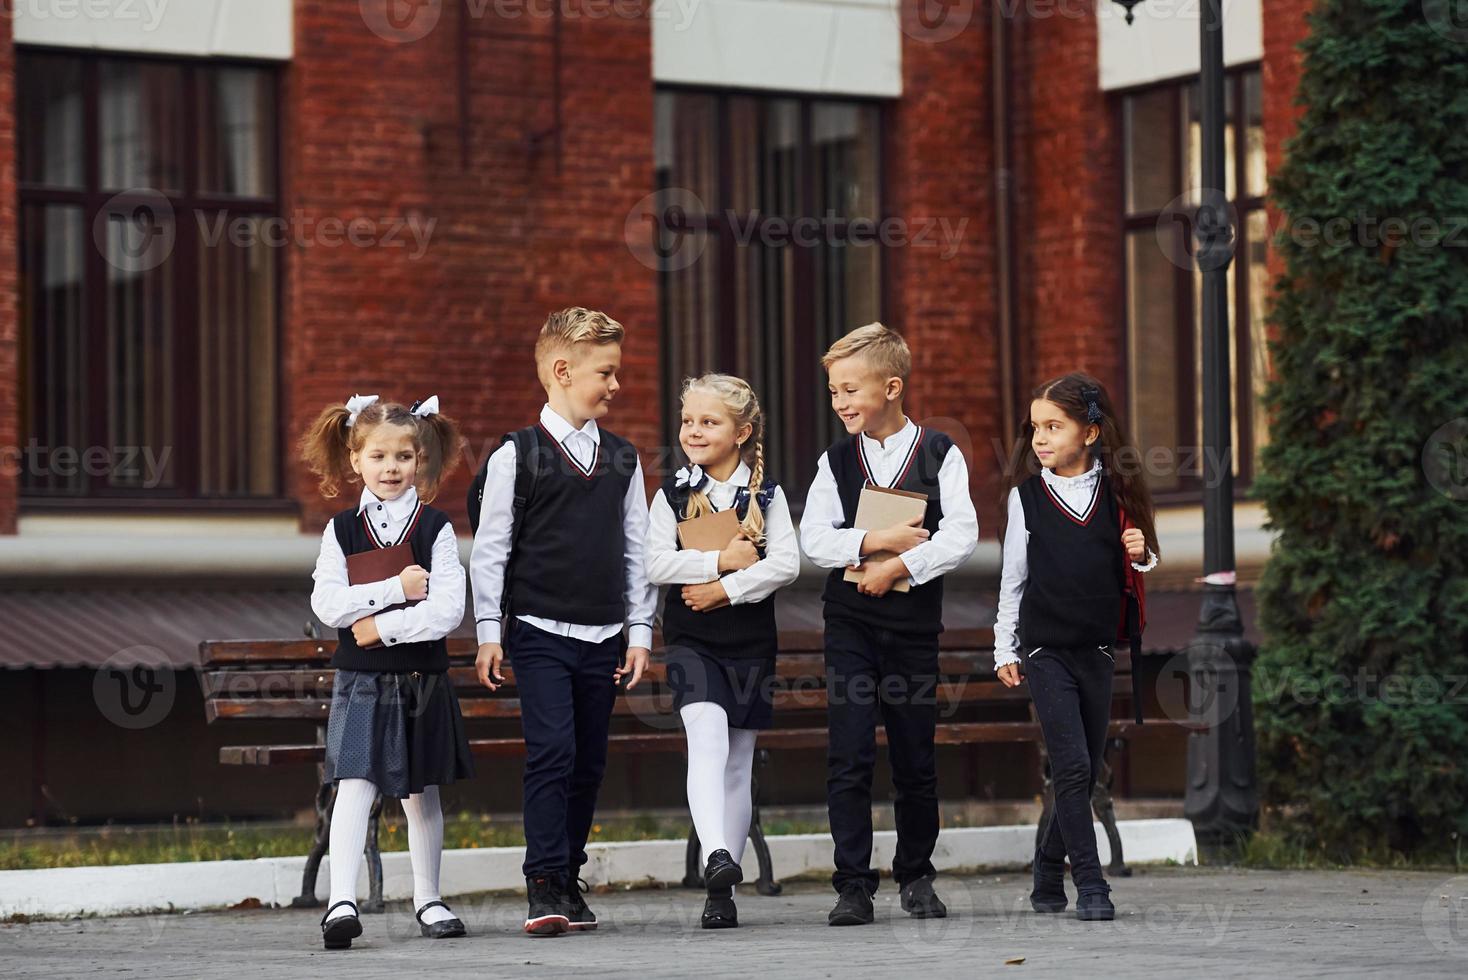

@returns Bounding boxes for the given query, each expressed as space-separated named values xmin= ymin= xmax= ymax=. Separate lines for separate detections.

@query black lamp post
xmin=1112 ymin=0 xmax=1260 ymax=852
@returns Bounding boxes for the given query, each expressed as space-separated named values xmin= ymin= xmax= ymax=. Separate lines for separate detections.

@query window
xmin=653 ymin=89 xmax=884 ymax=496
xmin=1121 ymin=68 xmax=1268 ymax=494
xmin=18 ymin=51 xmax=281 ymax=502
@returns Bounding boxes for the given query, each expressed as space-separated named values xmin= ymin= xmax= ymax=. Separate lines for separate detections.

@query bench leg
xmin=362 ymin=789 xmax=386 ymax=912
xmin=291 ymin=780 xmax=335 ymax=908
xmin=1091 ymin=740 xmax=1132 ymax=877
xmin=750 ymin=749 xmax=782 ymax=896
xmin=682 ymin=824 xmax=704 ymax=889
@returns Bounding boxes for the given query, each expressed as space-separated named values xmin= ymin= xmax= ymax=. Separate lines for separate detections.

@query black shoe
xmin=524 ymin=874 xmax=570 ymax=936
xmin=564 ymin=875 xmax=598 ymax=932
xmin=1030 ymin=856 xmax=1069 ymax=913
xmin=416 ymin=900 xmax=466 ymax=939
xmin=701 ymin=888 xmax=739 ymax=929
xmin=1076 ymin=891 xmax=1115 ymax=921
xmin=703 ymin=849 xmax=744 ymax=893
xmin=320 ymin=901 xmax=362 ymax=950
xmin=899 ymin=876 xmax=948 ymax=919
xmin=828 ymin=885 xmax=875 ymax=926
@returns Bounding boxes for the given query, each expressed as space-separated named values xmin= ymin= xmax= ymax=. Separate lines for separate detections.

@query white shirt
xmin=310 ymin=485 xmax=466 ymax=648
xmin=992 ymin=458 xmax=1160 ymax=668
xmin=470 ymin=404 xmax=658 ymax=649
xmin=799 ymin=417 xmax=979 ymax=586
xmin=645 ymin=460 xmax=802 ymax=606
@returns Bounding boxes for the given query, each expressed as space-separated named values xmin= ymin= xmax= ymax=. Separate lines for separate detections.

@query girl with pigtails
xmin=299 ymin=394 xmax=476 ymax=950
xmin=644 ymin=374 xmax=801 ymax=929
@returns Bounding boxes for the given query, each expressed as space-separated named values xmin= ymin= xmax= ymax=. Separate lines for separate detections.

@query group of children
xmin=300 ymin=310 xmax=1160 ymax=949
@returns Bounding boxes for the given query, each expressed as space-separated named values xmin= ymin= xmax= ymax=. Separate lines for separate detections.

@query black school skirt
xmin=664 ymin=642 xmax=777 ymax=731
xmin=323 ymin=669 xmax=475 ymax=799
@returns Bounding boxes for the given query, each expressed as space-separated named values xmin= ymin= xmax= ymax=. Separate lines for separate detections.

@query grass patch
xmin=1231 ymin=830 xmax=1464 ymax=872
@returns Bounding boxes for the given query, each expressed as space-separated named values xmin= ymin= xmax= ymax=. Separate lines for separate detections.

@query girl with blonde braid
xmin=645 ymin=374 xmax=800 ymax=929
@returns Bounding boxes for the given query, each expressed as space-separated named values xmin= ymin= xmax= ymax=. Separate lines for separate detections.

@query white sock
xmin=723 ymin=728 xmax=758 ymax=865
xmin=326 ymin=778 xmax=377 ymax=922
xmin=681 ymin=703 xmax=732 ymax=862
xmin=401 ymin=786 xmax=455 ymax=925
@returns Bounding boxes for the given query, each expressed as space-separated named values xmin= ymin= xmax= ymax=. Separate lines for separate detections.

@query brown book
xmin=677 ymin=508 xmax=741 ymax=554
xmin=843 ymin=484 xmax=928 ymax=594
xmin=347 ymin=543 xmax=421 ymax=614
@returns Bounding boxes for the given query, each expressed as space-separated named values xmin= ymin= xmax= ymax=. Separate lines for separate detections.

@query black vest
xmin=508 ymin=422 xmax=640 ymax=626
xmin=820 ymin=427 xmax=952 ymax=634
xmin=1016 ymin=472 xmax=1125 ymax=650
xmin=330 ymin=500 xmax=452 ymax=673
xmin=659 ymin=475 xmax=781 ymax=661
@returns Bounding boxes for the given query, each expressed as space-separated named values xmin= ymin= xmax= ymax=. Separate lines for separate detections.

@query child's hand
xmin=352 ymin=616 xmax=382 ymax=648
xmin=855 ymin=557 xmax=910 ymax=597
xmin=867 ymin=516 xmax=929 ymax=556
xmin=1121 ymin=529 xmax=1146 ymax=562
xmin=399 ymin=564 xmax=430 ymax=601
xmin=997 ymin=663 xmax=1023 ymax=688
xmin=682 ymin=581 xmax=731 ymax=612
xmin=718 ymin=535 xmax=759 ymax=573
xmin=616 ymin=646 xmax=650 ymax=690
xmin=476 ymin=642 xmax=505 ymax=690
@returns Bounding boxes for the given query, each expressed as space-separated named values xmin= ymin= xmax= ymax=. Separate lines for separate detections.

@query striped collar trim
xmin=1040 ymin=474 xmax=1101 ymax=526
xmin=361 ymin=498 xmax=425 ymax=548
xmin=857 ymin=425 xmax=924 ymax=489
xmin=538 ymin=421 xmax=600 ymax=479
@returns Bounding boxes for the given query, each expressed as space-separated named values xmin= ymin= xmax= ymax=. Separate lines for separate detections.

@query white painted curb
xmin=0 ymin=819 xmax=1196 ymax=919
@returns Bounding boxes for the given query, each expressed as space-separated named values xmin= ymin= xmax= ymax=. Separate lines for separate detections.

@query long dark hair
xmin=999 ymin=372 xmax=1160 ymax=558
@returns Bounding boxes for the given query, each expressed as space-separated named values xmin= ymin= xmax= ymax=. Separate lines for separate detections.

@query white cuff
xmin=1131 ymin=549 xmax=1160 ymax=573
xmin=721 ymin=575 xmax=746 ymax=606
xmin=702 ymin=551 xmax=722 ymax=583
xmin=994 ymin=649 xmax=1021 ymax=669
xmin=475 ymin=618 xmax=502 ymax=646
xmin=628 ymin=625 xmax=653 ymax=650
xmin=375 ymin=609 xmax=403 ymax=646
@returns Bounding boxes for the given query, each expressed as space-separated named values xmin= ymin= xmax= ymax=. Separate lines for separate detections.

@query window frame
xmin=17 ymin=46 xmax=288 ymax=511
xmin=1116 ymin=65 xmax=1267 ymax=504
xmin=653 ymin=82 xmax=890 ymax=502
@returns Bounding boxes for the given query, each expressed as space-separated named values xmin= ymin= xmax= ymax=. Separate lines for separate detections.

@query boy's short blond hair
xmin=821 ymin=321 xmax=911 ymax=382
xmin=535 ymin=307 xmax=624 ymax=386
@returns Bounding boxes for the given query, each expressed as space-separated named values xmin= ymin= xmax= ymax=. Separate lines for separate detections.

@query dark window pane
xmin=1124 ymin=87 xmax=1175 ymax=214
xmin=101 ymin=202 xmax=177 ymax=489
xmin=1126 ymin=229 xmax=1183 ymax=493
xmin=197 ymin=67 xmax=277 ymax=199
xmin=1244 ymin=71 xmax=1266 ymax=199
xmin=728 ymin=97 xmax=801 ymax=218
xmin=18 ymin=53 xmax=85 ymax=189
xmin=198 ymin=218 xmax=279 ymax=495
xmin=655 ymin=91 xmax=718 ymax=210
xmin=1184 ymin=78 xmax=1237 ymax=205
xmin=20 ymin=205 xmax=88 ymax=495
xmin=100 ymin=59 xmax=186 ymax=192
xmin=813 ymin=102 xmax=880 ymax=220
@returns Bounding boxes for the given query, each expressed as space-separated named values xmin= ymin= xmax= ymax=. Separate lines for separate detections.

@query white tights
xmin=680 ymin=703 xmax=758 ymax=866
xmin=326 ymin=780 xmax=454 ymax=925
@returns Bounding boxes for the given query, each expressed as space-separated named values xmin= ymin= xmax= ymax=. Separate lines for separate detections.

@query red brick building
xmin=0 ymin=0 xmax=1303 ymax=827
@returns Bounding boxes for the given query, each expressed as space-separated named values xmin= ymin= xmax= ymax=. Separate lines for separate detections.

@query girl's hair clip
xmin=1080 ymin=386 xmax=1103 ymax=424
xmin=345 ymin=393 xmax=379 ymax=428
xmin=410 ymin=395 xmax=440 ymax=418
xmin=675 ymin=464 xmax=707 ymax=491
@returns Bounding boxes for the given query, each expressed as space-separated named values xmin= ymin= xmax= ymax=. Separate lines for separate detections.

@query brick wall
xmin=0 ymin=18 xmax=16 ymax=535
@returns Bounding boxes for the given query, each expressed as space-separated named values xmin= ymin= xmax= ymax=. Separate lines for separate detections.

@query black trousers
xmin=824 ymin=615 xmax=940 ymax=895
xmin=508 ymin=620 xmax=623 ymax=878
xmin=1025 ymin=644 xmax=1115 ymax=896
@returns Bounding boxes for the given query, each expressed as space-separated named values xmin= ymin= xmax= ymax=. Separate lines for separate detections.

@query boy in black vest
xmin=799 ymin=322 xmax=979 ymax=926
xmin=470 ymin=307 xmax=657 ymax=937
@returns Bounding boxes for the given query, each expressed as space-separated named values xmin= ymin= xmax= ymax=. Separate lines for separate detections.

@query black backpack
xmin=467 ymin=428 xmax=542 ymax=618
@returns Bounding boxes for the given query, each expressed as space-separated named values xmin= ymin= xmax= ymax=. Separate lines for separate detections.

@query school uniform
xmin=992 ymin=458 xmax=1157 ymax=896
xmin=470 ymin=405 xmax=658 ymax=880
xmin=799 ymin=417 xmax=978 ymax=896
xmin=646 ymin=462 xmax=801 ymax=730
xmin=312 ymin=485 xmax=475 ymax=800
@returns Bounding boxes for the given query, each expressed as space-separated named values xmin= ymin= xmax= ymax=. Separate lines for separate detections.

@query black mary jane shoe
xmin=701 ymin=890 xmax=739 ymax=930
xmin=703 ymin=849 xmax=744 ymax=892
xmin=321 ymin=900 xmax=363 ymax=950
xmin=416 ymin=900 xmax=467 ymax=939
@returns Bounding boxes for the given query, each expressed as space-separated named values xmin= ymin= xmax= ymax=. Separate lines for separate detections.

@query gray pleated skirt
xmin=322 ymin=669 xmax=475 ymax=799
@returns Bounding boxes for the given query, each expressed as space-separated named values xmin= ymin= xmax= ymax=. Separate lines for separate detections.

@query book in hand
xmin=677 ymin=508 xmax=741 ymax=555
xmin=346 ymin=543 xmax=422 ymax=614
xmin=843 ymin=484 xmax=928 ymax=594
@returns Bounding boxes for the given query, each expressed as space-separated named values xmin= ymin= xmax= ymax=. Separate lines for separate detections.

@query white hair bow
xmin=675 ymin=464 xmax=707 ymax=490
xmin=345 ymin=394 xmax=379 ymax=427
xmin=410 ymin=395 xmax=440 ymax=418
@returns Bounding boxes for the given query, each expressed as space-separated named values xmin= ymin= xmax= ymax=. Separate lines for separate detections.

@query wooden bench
xmin=200 ymin=628 xmax=1182 ymax=909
